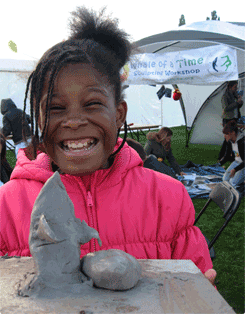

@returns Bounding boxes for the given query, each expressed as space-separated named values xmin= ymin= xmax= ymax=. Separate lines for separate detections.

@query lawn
xmin=6 ymin=125 xmax=244 ymax=313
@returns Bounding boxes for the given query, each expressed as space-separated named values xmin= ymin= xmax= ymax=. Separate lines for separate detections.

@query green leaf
xmin=8 ymin=40 xmax=17 ymax=53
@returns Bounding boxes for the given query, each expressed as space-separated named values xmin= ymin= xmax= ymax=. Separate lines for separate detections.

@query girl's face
xmin=38 ymin=63 xmax=127 ymax=176
xmin=224 ymin=131 xmax=236 ymax=143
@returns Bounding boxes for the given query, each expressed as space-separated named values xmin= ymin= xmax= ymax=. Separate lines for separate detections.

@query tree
xmin=179 ymin=14 xmax=186 ymax=26
xmin=206 ymin=10 xmax=220 ymax=20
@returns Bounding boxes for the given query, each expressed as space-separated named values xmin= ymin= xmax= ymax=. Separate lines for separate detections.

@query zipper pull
xmin=87 ymin=191 xmax=93 ymax=207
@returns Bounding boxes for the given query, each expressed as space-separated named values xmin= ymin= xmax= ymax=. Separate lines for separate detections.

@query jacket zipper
xmin=87 ymin=191 xmax=96 ymax=252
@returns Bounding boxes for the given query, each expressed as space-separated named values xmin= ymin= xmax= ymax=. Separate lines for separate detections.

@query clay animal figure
xmin=81 ymin=249 xmax=142 ymax=291
xmin=18 ymin=171 xmax=102 ymax=297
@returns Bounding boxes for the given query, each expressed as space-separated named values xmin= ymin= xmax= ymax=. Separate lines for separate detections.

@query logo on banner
xmin=208 ymin=53 xmax=235 ymax=78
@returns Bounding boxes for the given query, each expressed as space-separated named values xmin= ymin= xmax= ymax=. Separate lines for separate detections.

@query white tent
xmin=131 ymin=20 xmax=245 ymax=146
xmin=0 ymin=59 xmax=36 ymax=130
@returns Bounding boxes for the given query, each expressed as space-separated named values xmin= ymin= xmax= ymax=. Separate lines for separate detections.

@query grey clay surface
xmin=81 ymin=249 xmax=142 ymax=290
xmin=18 ymin=171 xmax=102 ymax=297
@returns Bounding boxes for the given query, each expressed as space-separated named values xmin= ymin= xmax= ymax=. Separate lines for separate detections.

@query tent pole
xmin=185 ymin=126 xmax=190 ymax=148
xmin=161 ymin=98 xmax=163 ymax=127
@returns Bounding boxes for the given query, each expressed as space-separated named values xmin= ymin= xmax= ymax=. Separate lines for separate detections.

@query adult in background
xmin=1 ymin=98 xmax=32 ymax=158
xmin=0 ymin=133 xmax=13 ymax=187
xmin=126 ymin=138 xmax=177 ymax=179
xmin=218 ymin=120 xmax=244 ymax=187
xmin=144 ymin=127 xmax=185 ymax=178
xmin=221 ymin=80 xmax=243 ymax=127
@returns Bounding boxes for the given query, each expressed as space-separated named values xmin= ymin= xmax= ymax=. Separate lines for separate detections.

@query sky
xmin=1 ymin=0 xmax=244 ymax=60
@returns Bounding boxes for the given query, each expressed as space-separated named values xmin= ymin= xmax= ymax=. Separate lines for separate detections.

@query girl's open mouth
xmin=59 ymin=138 xmax=99 ymax=156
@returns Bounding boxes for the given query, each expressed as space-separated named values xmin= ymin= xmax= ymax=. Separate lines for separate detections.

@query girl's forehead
xmin=42 ymin=63 xmax=112 ymax=94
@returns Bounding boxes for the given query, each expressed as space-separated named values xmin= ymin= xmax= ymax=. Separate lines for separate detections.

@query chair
xmin=194 ymin=181 xmax=241 ymax=260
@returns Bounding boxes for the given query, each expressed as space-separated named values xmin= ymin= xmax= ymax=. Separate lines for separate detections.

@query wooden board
xmin=0 ymin=257 xmax=235 ymax=314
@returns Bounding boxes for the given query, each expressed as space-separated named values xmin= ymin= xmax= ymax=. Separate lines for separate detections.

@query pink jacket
xmin=0 ymin=138 xmax=213 ymax=274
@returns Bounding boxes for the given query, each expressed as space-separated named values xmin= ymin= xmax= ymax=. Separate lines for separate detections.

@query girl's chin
xmin=59 ymin=162 xmax=108 ymax=176
xmin=49 ymin=141 xmax=112 ymax=175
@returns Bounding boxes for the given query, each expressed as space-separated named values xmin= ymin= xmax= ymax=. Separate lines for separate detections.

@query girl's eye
xmin=50 ymin=106 xmax=65 ymax=111
xmin=86 ymin=102 xmax=103 ymax=108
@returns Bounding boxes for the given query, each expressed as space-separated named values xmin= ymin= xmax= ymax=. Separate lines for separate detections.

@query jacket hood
xmin=10 ymin=137 xmax=143 ymax=188
xmin=1 ymin=98 xmax=17 ymax=115
xmin=235 ymin=130 xmax=244 ymax=143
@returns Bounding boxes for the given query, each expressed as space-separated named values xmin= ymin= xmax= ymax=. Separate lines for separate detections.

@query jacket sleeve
xmin=219 ymin=141 xmax=234 ymax=165
xmin=166 ymin=149 xmax=181 ymax=175
xmin=218 ymin=139 xmax=227 ymax=161
xmin=234 ymin=137 xmax=245 ymax=172
xmin=144 ymin=141 xmax=153 ymax=156
xmin=170 ymin=185 xmax=213 ymax=274
xmin=221 ymin=93 xmax=239 ymax=112
xmin=2 ymin=115 xmax=12 ymax=138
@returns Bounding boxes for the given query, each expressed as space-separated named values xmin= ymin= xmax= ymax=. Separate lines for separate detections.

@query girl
xmin=218 ymin=120 xmax=244 ymax=186
xmin=144 ymin=127 xmax=186 ymax=178
xmin=0 ymin=7 xmax=216 ymax=286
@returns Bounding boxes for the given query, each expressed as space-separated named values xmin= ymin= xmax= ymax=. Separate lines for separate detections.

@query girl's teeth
xmin=64 ymin=139 xmax=96 ymax=151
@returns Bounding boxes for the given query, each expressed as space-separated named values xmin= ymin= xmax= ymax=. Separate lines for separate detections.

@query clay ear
xmin=37 ymin=214 xmax=61 ymax=243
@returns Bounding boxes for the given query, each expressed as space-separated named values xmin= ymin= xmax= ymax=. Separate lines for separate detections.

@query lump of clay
xmin=18 ymin=171 xmax=102 ymax=297
xmin=81 ymin=249 xmax=142 ymax=291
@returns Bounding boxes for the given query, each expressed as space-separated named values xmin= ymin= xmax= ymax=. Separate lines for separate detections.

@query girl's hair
xmin=146 ymin=127 xmax=173 ymax=150
xmin=227 ymin=80 xmax=238 ymax=89
xmin=23 ymin=6 xmax=133 ymax=160
xmin=223 ymin=120 xmax=238 ymax=135
xmin=126 ymin=138 xmax=147 ymax=161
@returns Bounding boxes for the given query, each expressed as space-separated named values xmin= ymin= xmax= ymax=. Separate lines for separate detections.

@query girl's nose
xmin=62 ymin=118 xmax=88 ymax=129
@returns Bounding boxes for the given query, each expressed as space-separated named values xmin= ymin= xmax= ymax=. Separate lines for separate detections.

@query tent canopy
xmin=135 ymin=21 xmax=245 ymax=76
xmin=0 ymin=59 xmax=36 ymax=130
xmin=132 ymin=21 xmax=245 ymax=145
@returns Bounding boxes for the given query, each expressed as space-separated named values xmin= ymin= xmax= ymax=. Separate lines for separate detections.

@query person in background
xmin=221 ymin=80 xmax=243 ymax=127
xmin=1 ymin=98 xmax=32 ymax=158
xmin=126 ymin=138 xmax=177 ymax=179
xmin=144 ymin=127 xmax=185 ymax=178
xmin=218 ymin=120 xmax=244 ymax=186
xmin=0 ymin=132 xmax=13 ymax=187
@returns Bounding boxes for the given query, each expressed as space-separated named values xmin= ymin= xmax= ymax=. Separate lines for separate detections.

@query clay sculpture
xmin=17 ymin=171 xmax=141 ymax=297
xmin=81 ymin=249 xmax=142 ymax=290
xmin=18 ymin=171 xmax=102 ymax=297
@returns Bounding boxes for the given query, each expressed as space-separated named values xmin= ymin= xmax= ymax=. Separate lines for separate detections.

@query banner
xmin=121 ymin=45 xmax=238 ymax=85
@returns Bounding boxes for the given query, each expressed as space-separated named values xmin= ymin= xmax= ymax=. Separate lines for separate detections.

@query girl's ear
xmin=116 ymin=100 xmax=128 ymax=129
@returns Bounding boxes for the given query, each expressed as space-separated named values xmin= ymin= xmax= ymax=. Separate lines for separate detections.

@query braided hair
xmin=22 ymin=7 xmax=132 ymax=162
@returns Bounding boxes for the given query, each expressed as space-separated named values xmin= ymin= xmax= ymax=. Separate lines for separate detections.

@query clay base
xmin=0 ymin=257 xmax=235 ymax=314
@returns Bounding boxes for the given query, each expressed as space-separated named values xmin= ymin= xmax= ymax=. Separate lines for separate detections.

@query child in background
xmin=144 ymin=127 xmax=186 ymax=178
xmin=218 ymin=120 xmax=244 ymax=186
xmin=126 ymin=137 xmax=176 ymax=179
xmin=0 ymin=7 xmax=216 ymax=286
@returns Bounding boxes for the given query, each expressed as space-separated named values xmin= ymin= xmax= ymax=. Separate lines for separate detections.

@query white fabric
xmin=190 ymin=76 xmax=245 ymax=145
xmin=231 ymin=142 xmax=242 ymax=163
xmin=176 ymin=21 xmax=245 ymax=42
xmin=15 ymin=138 xmax=32 ymax=158
xmin=124 ymin=46 xmax=238 ymax=86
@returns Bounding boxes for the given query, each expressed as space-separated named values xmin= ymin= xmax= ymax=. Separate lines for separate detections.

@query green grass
xmin=6 ymin=126 xmax=244 ymax=313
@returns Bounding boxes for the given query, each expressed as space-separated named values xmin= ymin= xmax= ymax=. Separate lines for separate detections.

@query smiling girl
xmin=0 ymin=7 xmax=216 ymax=286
